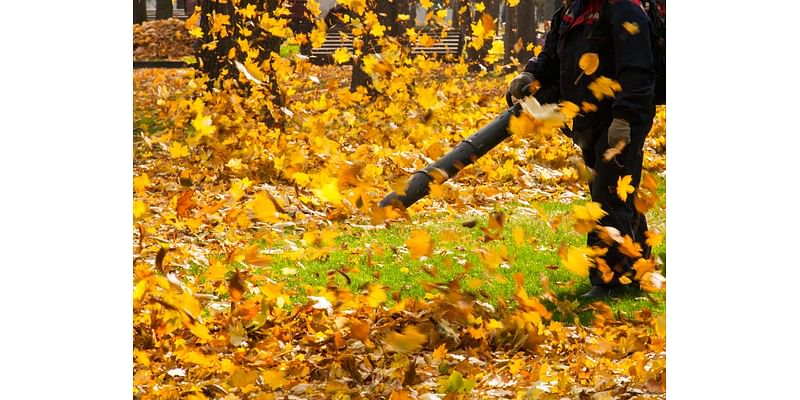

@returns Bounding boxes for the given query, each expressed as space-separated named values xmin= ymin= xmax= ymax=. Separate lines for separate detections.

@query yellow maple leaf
xmin=619 ymin=235 xmax=643 ymax=258
xmin=133 ymin=200 xmax=148 ymax=219
xmin=169 ymin=142 xmax=189 ymax=159
xmin=367 ymin=284 xmax=387 ymax=307
xmin=633 ymin=258 xmax=655 ymax=280
xmin=370 ymin=22 xmax=386 ymax=38
xmin=188 ymin=27 xmax=203 ymax=39
xmin=616 ymin=175 xmax=635 ymax=202
xmin=573 ymin=201 xmax=607 ymax=221
xmin=313 ymin=180 xmax=343 ymax=205
xmin=385 ymin=325 xmax=427 ymax=353
xmin=260 ymin=15 xmax=291 ymax=38
xmin=205 ymin=261 xmax=228 ymax=282
xmin=407 ymin=229 xmax=433 ymax=259
xmin=415 ymin=85 xmax=439 ymax=110
xmin=432 ymin=343 xmax=448 ymax=361
xmin=306 ymin=0 xmax=321 ymax=17
xmin=248 ymin=192 xmax=280 ymax=222
xmin=191 ymin=114 xmax=216 ymax=138
xmin=623 ymin=21 xmax=640 ymax=35
xmin=581 ymin=101 xmax=598 ymax=113
xmin=645 ymin=230 xmax=664 ymax=247
xmin=420 ymin=0 xmax=433 ymax=8
xmin=508 ymin=356 xmax=525 ymax=374
xmin=559 ymin=101 xmax=580 ymax=119
xmin=133 ymin=173 xmax=150 ymax=195
xmin=588 ymin=76 xmax=622 ymax=101
xmin=333 ymin=47 xmax=352 ymax=64
xmin=507 ymin=113 xmax=536 ymax=136
xmin=262 ymin=369 xmax=288 ymax=389
xmin=507 ymin=0 xmax=520 ymax=6
xmin=560 ymin=247 xmax=590 ymax=277
xmin=237 ymin=4 xmax=257 ymax=19
xmin=310 ymin=21 xmax=327 ymax=48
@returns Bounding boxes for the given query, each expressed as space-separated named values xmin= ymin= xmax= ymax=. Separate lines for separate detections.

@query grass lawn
xmin=259 ymin=177 xmax=666 ymax=324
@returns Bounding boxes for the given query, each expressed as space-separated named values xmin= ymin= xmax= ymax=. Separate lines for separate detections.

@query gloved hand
xmin=508 ymin=72 xmax=535 ymax=100
xmin=607 ymin=118 xmax=631 ymax=147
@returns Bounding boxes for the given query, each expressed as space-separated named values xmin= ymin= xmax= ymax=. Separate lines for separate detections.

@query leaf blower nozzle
xmin=379 ymin=103 xmax=522 ymax=209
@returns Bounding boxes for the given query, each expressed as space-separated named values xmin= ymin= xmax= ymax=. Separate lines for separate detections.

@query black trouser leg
xmin=580 ymin=117 xmax=653 ymax=287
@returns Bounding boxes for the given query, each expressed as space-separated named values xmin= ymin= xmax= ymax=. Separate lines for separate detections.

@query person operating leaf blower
xmin=507 ymin=0 xmax=657 ymax=300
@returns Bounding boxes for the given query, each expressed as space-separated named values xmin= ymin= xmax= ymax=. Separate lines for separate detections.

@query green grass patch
xmin=262 ymin=177 xmax=666 ymax=324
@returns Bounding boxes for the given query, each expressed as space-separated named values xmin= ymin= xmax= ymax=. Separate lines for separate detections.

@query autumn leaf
xmin=507 ymin=112 xmax=536 ymax=136
xmin=333 ymin=47 xmax=352 ymax=64
xmin=313 ymin=180 xmax=343 ymax=206
xmin=588 ymin=76 xmax=622 ymax=101
xmin=176 ymin=189 xmax=196 ymax=217
xmin=367 ymin=284 xmax=387 ymax=307
xmin=623 ymin=21 xmax=640 ymax=35
xmin=262 ymin=369 xmax=288 ymax=389
xmin=633 ymin=258 xmax=656 ymax=280
xmin=169 ymin=142 xmax=189 ymax=159
xmin=619 ymin=235 xmax=643 ymax=258
xmin=432 ymin=343 xmax=448 ymax=361
xmin=406 ymin=229 xmax=433 ymax=259
xmin=641 ymin=271 xmax=666 ymax=292
xmin=646 ymin=230 xmax=664 ymax=247
xmin=133 ymin=200 xmax=148 ymax=220
xmin=560 ymin=246 xmax=591 ymax=277
xmin=133 ymin=173 xmax=150 ymax=195
xmin=617 ymin=175 xmax=635 ymax=202
xmin=579 ymin=52 xmax=599 ymax=75
xmin=439 ymin=370 xmax=476 ymax=393
xmin=415 ymin=85 xmax=439 ymax=110
xmin=247 ymin=191 xmax=280 ymax=222
xmin=385 ymin=325 xmax=427 ymax=353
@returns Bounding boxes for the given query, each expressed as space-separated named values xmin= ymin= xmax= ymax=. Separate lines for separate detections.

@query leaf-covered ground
xmin=133 ymin=62 xmax=666 ymax=399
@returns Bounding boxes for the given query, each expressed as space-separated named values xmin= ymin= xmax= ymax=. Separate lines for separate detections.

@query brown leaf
xmin=228 ymin=270 xmax=247 ymax=303
xmin=176 ymin=189 xmax=196 ymax=217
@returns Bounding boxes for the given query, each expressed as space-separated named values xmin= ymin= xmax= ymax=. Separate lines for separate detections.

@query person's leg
xmin=585 ymin=115 xmax=653 ymax=292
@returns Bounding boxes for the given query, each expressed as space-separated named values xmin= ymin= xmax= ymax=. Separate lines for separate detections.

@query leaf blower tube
xmin=379 ymin=103 xmax=522 ymax=209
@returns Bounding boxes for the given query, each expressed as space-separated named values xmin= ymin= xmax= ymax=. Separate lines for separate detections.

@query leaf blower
xmin=379 ymin=96 xmax=564 ymax=209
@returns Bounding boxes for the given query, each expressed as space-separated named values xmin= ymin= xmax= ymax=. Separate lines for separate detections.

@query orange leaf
xmin=406 ymin=229 xmax=433 ymax=259
xmin=619 ymin=235 xmax=643 ymax=258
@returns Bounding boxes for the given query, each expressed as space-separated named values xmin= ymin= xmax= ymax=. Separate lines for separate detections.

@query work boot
xmin=579 ymin=285 xmax=612 ymax=300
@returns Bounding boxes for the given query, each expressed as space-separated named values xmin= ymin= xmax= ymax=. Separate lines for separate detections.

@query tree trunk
xmin=156 ymin=0 xmax=173 ymax=19
xmin=133 ymin=0 xmax=147 ymax=24
xmin=197 ymin=0 xmax=285 ymax=125
xmin=350 ymin=0 xmax=408 ymax=93
xmin=503 ymin=0 xmax=537 ymax=68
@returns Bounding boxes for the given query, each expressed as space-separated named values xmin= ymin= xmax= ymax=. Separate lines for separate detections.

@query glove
xmin=508 ymin=72 xmax=535 ymax=100
xmin=607 ymin=118 xmax=631 ymax=147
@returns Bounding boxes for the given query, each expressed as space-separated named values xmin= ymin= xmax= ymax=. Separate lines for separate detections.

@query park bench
xmin=310 ymin=27 xmax=463 ymax=64
xmin=146 ymin=8 xmax=189 ymax=21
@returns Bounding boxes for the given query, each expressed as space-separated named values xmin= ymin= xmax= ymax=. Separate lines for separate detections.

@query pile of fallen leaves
xmin=134 ymin=264 xmax=665 ymax=399
xmin=134 ymin=18 xmax=196 ymax=60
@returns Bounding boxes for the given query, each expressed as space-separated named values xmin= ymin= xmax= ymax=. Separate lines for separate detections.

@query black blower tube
xmin=379 ymin=103 xmax=522 ymax=209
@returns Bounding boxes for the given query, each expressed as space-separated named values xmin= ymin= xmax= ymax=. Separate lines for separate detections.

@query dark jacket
xmin=525 ymin=0 xmax=655 ymax=128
